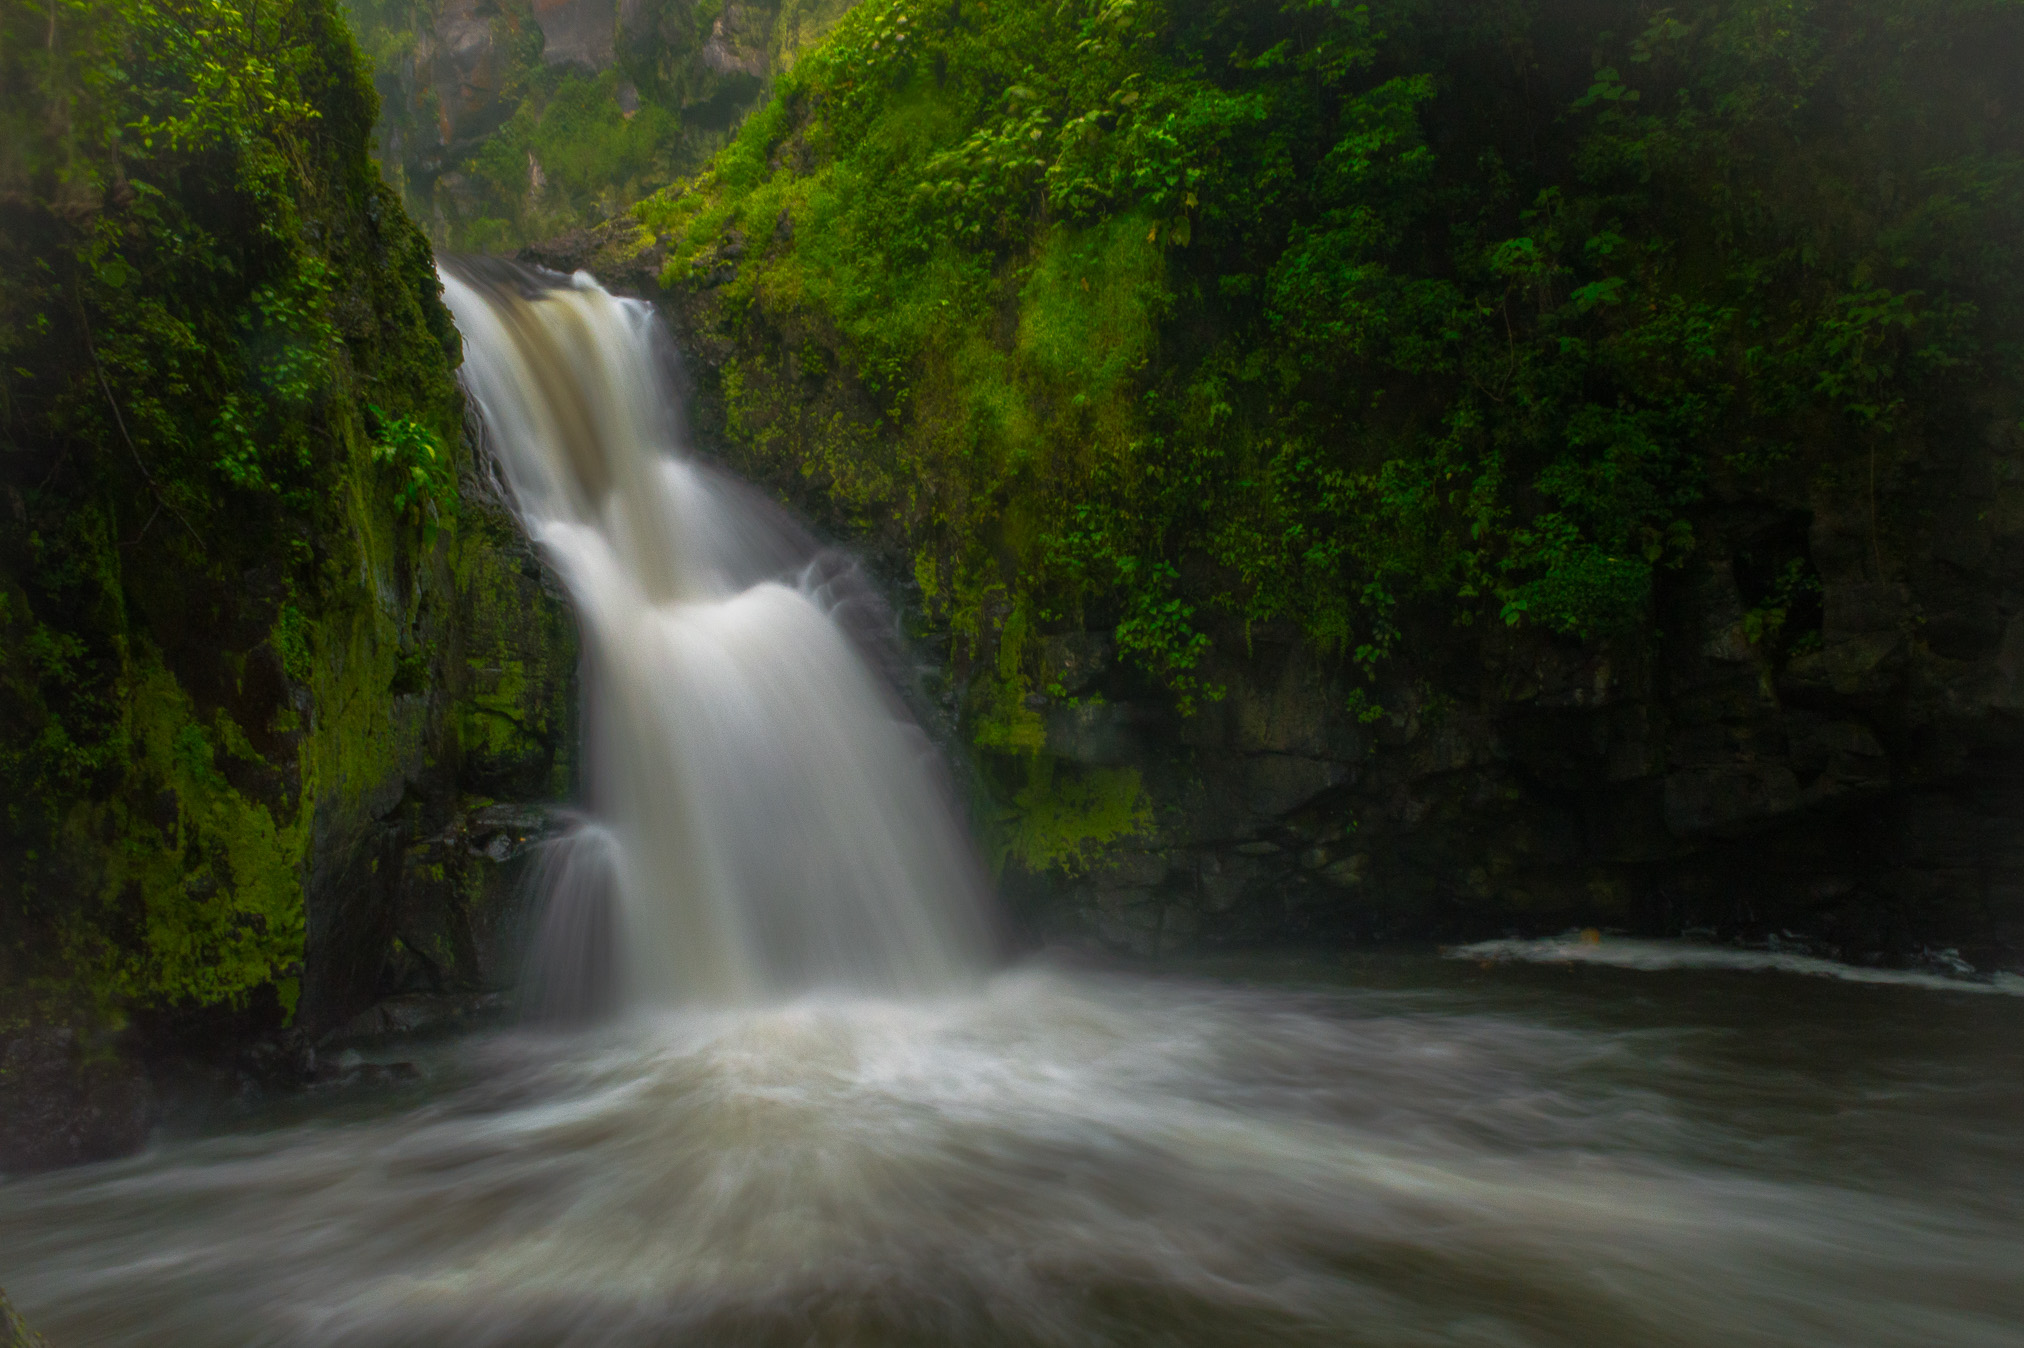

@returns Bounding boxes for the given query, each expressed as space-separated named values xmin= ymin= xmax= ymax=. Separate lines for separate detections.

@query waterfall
xmin=439 ymin=258 xmax=993 ymax=1007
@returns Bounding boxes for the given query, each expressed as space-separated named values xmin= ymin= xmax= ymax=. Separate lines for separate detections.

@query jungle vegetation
xmin=638 ymin=0 xmax=2024 ymax=738
xmin=3 ymin=0 xmax=2022 ymax=1026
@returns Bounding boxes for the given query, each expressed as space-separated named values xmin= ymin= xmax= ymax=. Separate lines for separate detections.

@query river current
xmin=4 ymin=952 xmax=2021 ymax=1346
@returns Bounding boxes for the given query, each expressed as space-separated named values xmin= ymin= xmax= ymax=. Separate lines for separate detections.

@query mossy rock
xmin=1 ymin=1289 xmax=47 ymax=1348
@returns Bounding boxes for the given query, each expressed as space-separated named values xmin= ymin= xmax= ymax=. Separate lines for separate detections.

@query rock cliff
xmin=0 ymin=0 xmax=578 ymax=1171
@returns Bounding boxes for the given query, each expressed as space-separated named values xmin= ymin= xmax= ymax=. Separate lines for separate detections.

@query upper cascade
xmin=440 ymin=258 xmax=993 ymax=1006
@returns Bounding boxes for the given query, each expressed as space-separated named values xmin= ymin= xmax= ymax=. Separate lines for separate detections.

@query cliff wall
xmin=590 ymin=0 xmax=2024 ymax=975
xmin=0 ymin=0 xmax=577 ymax=1171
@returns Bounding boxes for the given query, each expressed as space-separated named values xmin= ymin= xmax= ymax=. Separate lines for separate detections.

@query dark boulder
xmin=0 ymin=1029 xmax=154 ymax=1175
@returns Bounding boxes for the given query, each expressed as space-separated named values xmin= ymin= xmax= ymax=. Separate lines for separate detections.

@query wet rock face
xmin=379 ymin=802 xmax=570 ymax=1004
xmin=294 ymin=490 xmax=578 ymax=1042
xmin=429 ymin=0 xmax=514 ymax=148
xmin=533 ymin=0 xmax=617 ymax=70
xmin=701 ymin=2 xmax=770 ymax=77
xmin=989 ymin=436 xmax=2024 ymax=972
xmin=419 ymin=0 xmax=623 ymax=155
xmin=0 ymin=1029 xmax=155 ymax=1174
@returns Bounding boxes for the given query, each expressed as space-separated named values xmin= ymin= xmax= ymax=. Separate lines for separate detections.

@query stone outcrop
xmin=534 ymin=0 xmax=618 ymax=70
xmin=700 ymin=3 xmax=770 ymax=77
xmin=430 ymin=0 xmax=514 ymax=147
xmin=0 ymin=1029 xmax=154 ymax=1174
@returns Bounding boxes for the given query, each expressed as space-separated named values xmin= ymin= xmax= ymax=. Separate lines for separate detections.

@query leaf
xmin=1571 ymin=277 xmax=1626 ymax=311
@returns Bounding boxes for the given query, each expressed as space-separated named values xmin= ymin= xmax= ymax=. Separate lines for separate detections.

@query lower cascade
xmin=439 ymin=259 xmax=994 ymax=1008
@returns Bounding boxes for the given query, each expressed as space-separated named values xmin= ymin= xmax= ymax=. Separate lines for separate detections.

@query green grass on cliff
xmin=640 ymin=0 xmax=2024 ymax=723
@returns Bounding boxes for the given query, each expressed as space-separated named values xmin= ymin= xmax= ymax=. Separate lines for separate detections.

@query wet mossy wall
xmin=628 ymin=0 xmax=2024 ymax=970
xmin=0 ymin=0 xmax=578 ymax=1105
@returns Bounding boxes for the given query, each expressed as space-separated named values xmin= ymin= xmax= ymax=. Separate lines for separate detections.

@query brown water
xmin=3 ymin=952 xmax=2021 ymax=1347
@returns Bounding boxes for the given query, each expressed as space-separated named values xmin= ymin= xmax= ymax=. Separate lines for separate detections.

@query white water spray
xmin=439 ymin=260 xmax=992 ymax=1007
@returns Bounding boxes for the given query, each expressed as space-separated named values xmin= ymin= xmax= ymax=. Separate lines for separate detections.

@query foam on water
xmin=4 ymin=964 xmax=2021 ymax=1347
xmin=1448 ymin=936 xmax=2024 ymax=995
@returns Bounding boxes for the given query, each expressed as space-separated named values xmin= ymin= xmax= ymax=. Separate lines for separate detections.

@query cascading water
xmin=438 ymin=259 xmax=993 ymax=1008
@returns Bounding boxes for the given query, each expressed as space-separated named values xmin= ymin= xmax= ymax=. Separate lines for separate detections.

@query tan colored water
xmin=440 ymin=260 xmax=992 ymax=1005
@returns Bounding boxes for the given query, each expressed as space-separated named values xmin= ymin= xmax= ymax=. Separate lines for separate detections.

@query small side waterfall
xmin=439 ymin=259 xmax=993 ymax=1007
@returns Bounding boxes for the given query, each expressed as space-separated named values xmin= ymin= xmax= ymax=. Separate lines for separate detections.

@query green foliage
xmin=464 ymin=69 xmax=691 ymax=242
xmin=271 ymin=604 xmax=316 ymax=684
xmin=647 ymin=0 xmax=2024 ymax=724
xmin=1741 ymin=558 xmax=1823 ymax=652
xmin=366 ymin=403 xmax=454 ymax=519
xmin=215 ymin=257 xmax=343 ymax=489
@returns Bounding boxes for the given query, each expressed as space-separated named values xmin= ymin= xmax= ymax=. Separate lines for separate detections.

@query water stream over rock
xmin=440 ymin=259 xmax=993 ymax=1007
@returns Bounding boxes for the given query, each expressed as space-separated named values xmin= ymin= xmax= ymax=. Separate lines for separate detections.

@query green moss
xmin=448 ymin=508 xmax=579 ymax=798
xmin=271 ymin=606 xmax=316 ymax=686
xmin=1017 ymin=214 xmax=1162 ymax=403
xmin=462 ymin=660 xmax=535 ymax=756
xmin=972 ymin=679 xmax=1046 ymax=755
xmin=68 ymin=664 xmax=309 ymax=1012
xmin=997 ymin=760 xmax=1153 ymax=876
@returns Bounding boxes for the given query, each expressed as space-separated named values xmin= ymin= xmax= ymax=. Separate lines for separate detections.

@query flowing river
xmin=3 ymin=954 xmax=2021 ymax=1346
xmin=4 ymin=264 xmax=2019 ymax=1347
